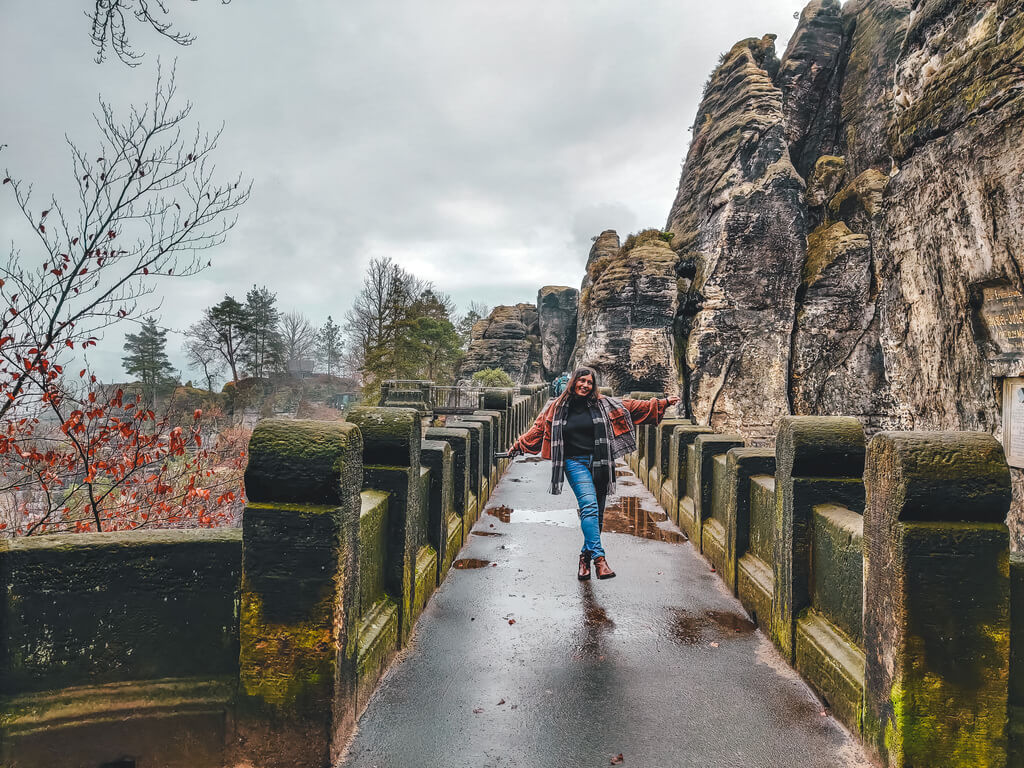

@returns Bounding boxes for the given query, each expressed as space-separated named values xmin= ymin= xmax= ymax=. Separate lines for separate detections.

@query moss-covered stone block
xmin=864 ymin=432 xmax=1011 ymax=768
xmin=1011 ymin=554 xmax=1024 ymax=767
xmin=447 ymin=421 xmax=483 ymax=500
xmin=691 ymin=434 xmax=744 ymax=551
xmin=421 ymin=441 xmax=455 ymax=583
xmin=638 ymin=423 xmax=659 ymax=491
xmin=348 ymin=406 xmax=420 ymax=469
xmin=455 ymin=414 xmax=496 ymax=487
xmin=719 ymin=447 xmax=775 ymax=593
xmin=0 ymin=530 xmax=241 ymax=698
xmin=425 ymin=427 xmax=471 ymax=536
xmin=653 ymin=418 xmax=691 ymax=505
xmin=667 ymin=425 xmax=715 ymax=526
xmin=411 ymin=545 xmax=438 ymax=624
xmin=795 ymin=610 xmax=865 ymax=736
xmin=245 ymin=418 xmax=365 ymax=505
xmin=812 ymin=504 xmax=864 ymax=645
xmin=772 ymin=416 xmax=865 ymax=662
xmin=237 ymin=419 xmax=363 ymax=767
xmin=0 ymin=529 xmax=241 ymax=768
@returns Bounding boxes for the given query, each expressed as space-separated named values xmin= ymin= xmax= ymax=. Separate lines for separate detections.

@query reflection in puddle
xmin=522 ymin=456 xmax=546 ymax=463
xmin=667 ymin=607 xmax=755 ymax=645
xmin=453 ymin=558 xmax=491 ymax=569
xmin=486 ymin=505 xmax=513 ymax=523
xmin=603 ymin=496 xmax=687 ymax=544
xmin=574 ymin=581 xmax=615 ymax=660
xmin=471 ymin=530 xmax=502 ymax=537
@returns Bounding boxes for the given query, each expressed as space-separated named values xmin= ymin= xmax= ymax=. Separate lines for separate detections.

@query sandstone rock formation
xmin=667 ymin=34 xmax=807 ymax=436
xmin=665 ymin=0 xmax=1024 ymax=538
xmin=459 ymin=304 xmax=543 ymax=384
xmin=570 ymin=230 xmax=680 ymax=397
xmin=536 ymin=286 xmax=578 ymax=378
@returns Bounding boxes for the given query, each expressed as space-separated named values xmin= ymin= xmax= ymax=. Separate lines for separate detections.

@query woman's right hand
xmin=508 ymin=445 xmax=523 ymax=458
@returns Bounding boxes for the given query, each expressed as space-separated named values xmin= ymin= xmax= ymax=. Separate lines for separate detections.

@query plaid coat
xmin=510 ymin=395 xmax=670 ymax=494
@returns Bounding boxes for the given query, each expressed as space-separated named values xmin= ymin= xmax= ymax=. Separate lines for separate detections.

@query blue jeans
xmin=564 ymin=456 xmax=608 ymax=559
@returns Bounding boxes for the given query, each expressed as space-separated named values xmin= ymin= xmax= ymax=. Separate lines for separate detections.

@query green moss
xmin=827 ymin=169 xmax=888 ymax=221
xmin=238 ymin=590 xmax=337 ymax=717
xmin=886 ymin=651 xmax=1009 ymax=767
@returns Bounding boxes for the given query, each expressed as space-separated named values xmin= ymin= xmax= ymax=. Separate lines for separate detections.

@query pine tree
xmin=316 ymin=316 xmax=344 ymax=377
xmin=242 ymin=285 xmax=284 ymax=377
xmin=122 ymin=316 xmax=176 ymax=401
xmin=207 ymin=295 xmax=251 ymax=383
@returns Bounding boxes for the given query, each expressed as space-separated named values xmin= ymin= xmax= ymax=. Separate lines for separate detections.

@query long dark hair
xmin=561 ymin=366 xmax=600 ymax=405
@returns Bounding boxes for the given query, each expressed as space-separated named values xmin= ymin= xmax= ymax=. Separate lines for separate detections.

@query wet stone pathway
xmin=340 ymin=457 xmax=873 ymax=768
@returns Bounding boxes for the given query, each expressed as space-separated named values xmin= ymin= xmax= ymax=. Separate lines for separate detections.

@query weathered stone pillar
xmin=719 ymin=447 xmax=775 ymax=592
xmin=425 ymin=426 xmax=472 ymax=537
xmin=772 ymin=416 xmax=865 ymax=661
xmin=347 ymin=407 xmax=431 ymax=644
xmin=238 ymin=419 xmax=363 ymax=768
xmin=421 ymin=439 xmax=458 ymax=583
xmin=863 ymin=432 xmax=1011 ymax=768
xmin=668 ymin=424 xmax=714 ymax=526
xmin=689 ymin=433 xmax=744 ymax=548
xmin=652 ymin=418 xmax=691 ymax=501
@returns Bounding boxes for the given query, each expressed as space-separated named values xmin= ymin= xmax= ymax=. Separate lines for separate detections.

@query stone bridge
xmin=0 ymin=384 xmax=1021 ymax=767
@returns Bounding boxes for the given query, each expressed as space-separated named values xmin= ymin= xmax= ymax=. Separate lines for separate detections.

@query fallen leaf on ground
xmin=611 ymin=754 xmax=624 ymax=764
xmin=473 ymin=708 xmax=483 ymax=714
xmin=508 ymin=618 xmax=516 ymax=625
xmin=498 ymin=699 xmax=505 ymax=705
xmin=710 ymin=642 xmax=719 ymax=648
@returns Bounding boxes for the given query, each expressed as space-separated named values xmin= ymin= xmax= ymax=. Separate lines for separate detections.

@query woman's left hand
xmin=666 ymin=396 xmax=680 ymax=406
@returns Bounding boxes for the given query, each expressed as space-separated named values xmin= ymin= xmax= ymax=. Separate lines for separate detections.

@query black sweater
xmin=564 ymin=398 xmax=595 ymax=457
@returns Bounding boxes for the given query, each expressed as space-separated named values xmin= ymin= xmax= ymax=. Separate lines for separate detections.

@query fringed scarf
xmin=549 ymin=395 xmax=631 ymax=496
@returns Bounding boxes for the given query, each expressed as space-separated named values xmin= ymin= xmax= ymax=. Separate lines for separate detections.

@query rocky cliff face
xmin=666 ymin=0 xmax=1024 ymax=538
xmin=537 ymin=286 xmax=578 ymax=378
xmin=570 ymin=230 xmax=680 ymax=396
xmin=459 ymin=304 xmax=543 ymax=384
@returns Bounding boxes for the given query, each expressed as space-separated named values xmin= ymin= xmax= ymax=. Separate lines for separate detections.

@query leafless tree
xmin=1 ymin=63 xmax=250 ymax=423
xmin=183 ymin=316 xmax=225 ymax=391
xmin=280 ymin=310 xmax=316 ymax=373
xmin=89 ymin=0 xmax=231 ymax=66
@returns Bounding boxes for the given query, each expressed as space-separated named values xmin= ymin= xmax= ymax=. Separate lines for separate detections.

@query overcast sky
xmin=1 ymin=1 xmax=809 ymax=383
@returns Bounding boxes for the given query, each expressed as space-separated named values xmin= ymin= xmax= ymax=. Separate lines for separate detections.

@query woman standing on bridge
xmin=508 ymin=367 xmax=679 ymax=581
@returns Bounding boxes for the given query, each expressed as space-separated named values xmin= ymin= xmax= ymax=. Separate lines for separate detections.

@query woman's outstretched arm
xmin=621 ymin=395 xmax=680 ymax=425
xmin=510 ymin=403 xmax=551 ymax=455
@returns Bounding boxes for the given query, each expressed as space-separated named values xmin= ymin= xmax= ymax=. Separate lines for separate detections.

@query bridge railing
xmin=629 ymin=412 xmax=1015 ymax=768
xmin=0 ymin=383 xmax=546 ymax=768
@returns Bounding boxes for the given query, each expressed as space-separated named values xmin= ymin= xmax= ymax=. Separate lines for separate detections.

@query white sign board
xmin=1003 ymin=377 xmax=1024 ymax=469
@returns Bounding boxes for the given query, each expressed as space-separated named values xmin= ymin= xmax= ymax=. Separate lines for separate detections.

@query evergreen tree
xmin=122 ymin=316 xmax=176 ymax=401
xmin=316 ymin=315 xmax=344 ymax=377
xmin=242 ymin=285 xmax=284 ymax=377
xmin=207 ymin=295 xmax=251 ymax=383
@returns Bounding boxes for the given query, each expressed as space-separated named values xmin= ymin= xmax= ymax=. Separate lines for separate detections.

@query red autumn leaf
xmin=611 ymin=755 xmax=624 ymax=765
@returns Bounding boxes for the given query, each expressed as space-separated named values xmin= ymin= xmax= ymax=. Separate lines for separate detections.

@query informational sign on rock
xmin=1002 ymin=377 xmax=1024 ymax=469
xmin=980 ymin=285 xmax=1024 ymax=356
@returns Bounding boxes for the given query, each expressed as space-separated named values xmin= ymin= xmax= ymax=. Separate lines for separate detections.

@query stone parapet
xmin=863 ymin=431 xmax=1011 ymax=768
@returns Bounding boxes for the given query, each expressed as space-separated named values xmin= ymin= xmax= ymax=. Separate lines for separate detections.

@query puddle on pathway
xmin=666 ymin=607 xmax=755 ymax=645
xmin=522 ymin=456 xmax=546 ymax=463
xmin=602 ymin=496 xmax=688 ymax=544
xmin=470 ymin=530 xmax=502 ymax=537
xmin=485 ymin=497 xmax=688 ymax=543
xmin=452 ymin=558 xmax=491 ymax=569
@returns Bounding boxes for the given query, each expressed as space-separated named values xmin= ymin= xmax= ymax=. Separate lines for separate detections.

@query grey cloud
xmin=2 ymin=0 xmax=809 ymax=382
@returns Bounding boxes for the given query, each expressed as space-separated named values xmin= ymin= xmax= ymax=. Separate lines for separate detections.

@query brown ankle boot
xmin=593 ymin=556 xmax=616 ymax=580
xmin=578 ymin=553 xmax=592 ymax=581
